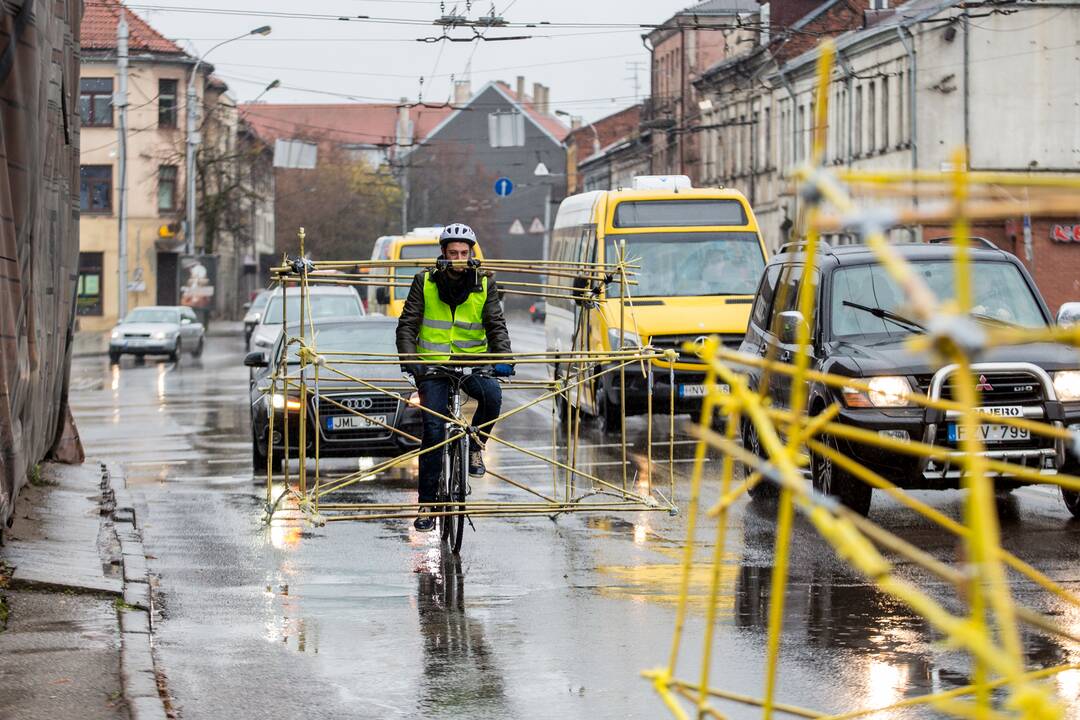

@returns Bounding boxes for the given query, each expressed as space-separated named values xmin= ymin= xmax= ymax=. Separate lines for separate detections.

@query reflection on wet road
xmin=69 ymin=323 xmax=1080 ymax=719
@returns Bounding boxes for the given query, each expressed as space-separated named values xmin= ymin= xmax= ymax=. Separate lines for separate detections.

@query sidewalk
xmin=0 ymin=462 xmax=169 ymax=720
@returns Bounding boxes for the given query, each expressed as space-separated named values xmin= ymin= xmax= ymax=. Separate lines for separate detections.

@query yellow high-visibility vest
xmin=416 ymin=272 xmax=489 ymax=361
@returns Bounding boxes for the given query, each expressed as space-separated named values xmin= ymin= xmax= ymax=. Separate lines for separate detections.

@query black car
xmin=245 ymin=317 xmax=422 ymax=469
xmin=739 ymin=241 xmax=1080 ymax=517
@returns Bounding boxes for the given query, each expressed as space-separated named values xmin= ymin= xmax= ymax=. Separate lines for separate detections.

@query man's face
xmin=443 ymin=241 xmax=472 ymax=271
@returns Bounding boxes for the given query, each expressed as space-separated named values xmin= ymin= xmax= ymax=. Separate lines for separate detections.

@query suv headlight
xmin=111 ymin=329 xmax=121 ymax=339
xmin=152 ymin=330 xmax=174 ymax=340
xmin=843 ymin=376 xmax=913 ymax=408
xmin=607 ymin=329 xmax=641 ymax=350
xmin=1053 ymin=371 xmax=1080 ymax=401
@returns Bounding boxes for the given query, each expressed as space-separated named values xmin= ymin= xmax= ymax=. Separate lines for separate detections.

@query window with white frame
xmin=881 ymin=76 xmax=889 ymax=151
xmin=488 ymin=111 xmax=525 ymax=148
xmin=868 ymin=81 xmax=876 ymax=154
xmin=854 ymin=85 xmax=863 ymax=156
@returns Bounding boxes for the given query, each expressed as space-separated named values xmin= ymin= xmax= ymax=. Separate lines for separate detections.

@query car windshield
xmin=250 ymin=291 xmax=271 ymax=312
xmin=394 ymin=243 xmax=439 ymax=300
xmin=605 ymin=231 xmax=765 ymax=298
xmin=263 ymin=293 xmax=363 ymax=324
xmin=125 ymin=308 xmax=178 ymax=324
xmin=830 ymin=260 xmax=1046 ymax=341
xmin=279 ymin=324 xmax=397 ymax=363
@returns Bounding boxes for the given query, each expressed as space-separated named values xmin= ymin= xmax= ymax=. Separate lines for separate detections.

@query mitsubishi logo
xmin=975 ymin=374 xmax=994 ymax=392
xmin=340 ymin=396 xmax=374 ymax=411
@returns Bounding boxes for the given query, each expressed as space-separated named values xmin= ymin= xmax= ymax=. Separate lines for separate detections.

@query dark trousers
xmin=416 ymin=375 xmax=502 ymax=503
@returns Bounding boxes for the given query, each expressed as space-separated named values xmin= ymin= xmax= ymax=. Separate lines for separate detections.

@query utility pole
xmin=116 ymin=16 xmax=129 ymax=318
xmin=625 ymin=60 xmax=645 ymax=101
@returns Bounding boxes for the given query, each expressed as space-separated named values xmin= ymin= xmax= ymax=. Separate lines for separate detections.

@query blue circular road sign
xmin=494 ymin=177 xmax=514 ymax=197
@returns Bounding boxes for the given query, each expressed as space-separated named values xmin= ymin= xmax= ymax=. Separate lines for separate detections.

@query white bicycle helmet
xmin=439 ymin=223 xmax=477 ymax=248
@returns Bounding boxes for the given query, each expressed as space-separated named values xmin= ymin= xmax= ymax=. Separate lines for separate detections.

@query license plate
xmin=948 ymin=422 xmax=1030 ymax=443
xmin=678 ymin=383 xmax=730 ymax=398
xmin=326 ymin=414 xmax=387 ymax=431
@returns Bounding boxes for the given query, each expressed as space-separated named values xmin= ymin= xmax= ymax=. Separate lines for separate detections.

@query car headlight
xmin=270 ymin=393 xmax=302 ymax=411
xmin=152 ymin=330 xmax=174 ymax=340
xmin=843 ymin=376 xmax=913 ymax=408
xmin=1053 ymin=371 xmax=1080 ymax=401
xmin=607 ymin=328 xmax=641 ymax=350
xmin=111 ymin=329 xmax=121 ymax=339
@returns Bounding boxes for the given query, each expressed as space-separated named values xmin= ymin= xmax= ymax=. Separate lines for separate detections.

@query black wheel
xmin=169 ymin=340 xmax=181 ymax=363
xmin=252 ymin=426 xmax=281 ymax=473
xmin=597 ymin=378 xmax=623 ymax=434
xmin=108 ymin=351 xmax=121 ymax=365
xmin=192 ymin=337 xmax=204 ymax=358
xmin=449 ymin=442 xmax=467 ymax=554
xmin=741 ymin=418 xmax=778 ymax=500
xmin=440 ymin=445 xmax=458 ymax=543
xmin=1060 ymin=462 xmax=1080 ymax=519
xmin=811 ymin=432 xmax=872 ymax=516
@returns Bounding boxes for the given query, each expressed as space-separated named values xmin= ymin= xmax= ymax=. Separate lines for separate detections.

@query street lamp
xmin=185 ymin=24 xmax=272 ymax=255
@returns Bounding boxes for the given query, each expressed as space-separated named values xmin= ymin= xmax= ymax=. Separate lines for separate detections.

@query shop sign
xmin=1050 ymin=224 xmax=1080 ymax=243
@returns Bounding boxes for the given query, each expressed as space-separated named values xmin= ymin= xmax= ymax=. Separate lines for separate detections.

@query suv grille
xmin=316 ymin=393 xmax=400 ymax=440
xmin=650 ymin=334 xmax=744 ymax=363
xmin=915 ymin=371 xmax=1044 ymax=405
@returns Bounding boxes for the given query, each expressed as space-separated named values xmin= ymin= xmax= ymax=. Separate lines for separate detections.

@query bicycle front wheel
xmin=449 ymin=440 xmax=467 ymax=554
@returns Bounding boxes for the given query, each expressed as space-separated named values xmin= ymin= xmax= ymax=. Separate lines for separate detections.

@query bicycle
xmin=422 ymin=366 xmax=479 ymax=554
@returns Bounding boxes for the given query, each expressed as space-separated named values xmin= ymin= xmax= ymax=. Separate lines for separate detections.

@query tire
xmin=742 ymin=418 xmax=778 ymax=500
xmin=109 ymin=351 xmax=121 ymax=365
xmin=449 ymin=441 xmax=466 ymax=554
xmin=811 ymin=432 xmax=872 ymax=516
xmin=1060 ymin=462 xmax=1080 ymax=519
xmin=192 ymin=337 xmax=204 ymax=358
xmin=169 ymin=339 xmax=182 ymax=363
xmin=252 ymin=425 xmax=282 ymax=473
xmin=597 ymin=379 xmax=623 ymax=434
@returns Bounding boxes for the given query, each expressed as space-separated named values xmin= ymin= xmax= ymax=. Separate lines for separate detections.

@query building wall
xmin=79 ymin=57 xmax=197 ymax=331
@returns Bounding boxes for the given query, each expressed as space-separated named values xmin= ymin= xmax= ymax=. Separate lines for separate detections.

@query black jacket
xmin=396 ymin=269 xmax=512 ymax=372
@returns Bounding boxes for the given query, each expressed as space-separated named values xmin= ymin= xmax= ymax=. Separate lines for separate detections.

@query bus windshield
xmin=605 ymin=231 xmax=765 ymax=298
xmin=395 ymin=243 xmax=439 ymax=300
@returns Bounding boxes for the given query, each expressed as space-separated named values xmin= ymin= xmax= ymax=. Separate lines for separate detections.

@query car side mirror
xmin=243 ymin=351 xmax=268 ymax=368
xmin=1057 ymin=302 xmax=1080 ymax=326
xmin=776 ymin=310 xmax=807 ymax=345
xmin=375 ymin=287 xmax=390 ymax=305
xmin=181 ymin=316 xmax=192 ymax=325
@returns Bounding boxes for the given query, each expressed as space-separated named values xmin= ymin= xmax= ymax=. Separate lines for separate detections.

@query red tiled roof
xmin=494 ymin=82 xmax=570 ymax=142
xmin=238 ymin=102 xmax=454 ymax=148
xmin=81 ymin=0 xmax=188 ymax=55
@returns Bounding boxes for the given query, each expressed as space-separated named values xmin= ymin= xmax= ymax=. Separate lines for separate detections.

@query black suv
xmin=738 ymin=241 xmax=1080 ymax=517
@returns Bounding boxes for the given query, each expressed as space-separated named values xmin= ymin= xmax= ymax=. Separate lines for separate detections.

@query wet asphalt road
xmin=69 ymin=323 xmax=1080 ymax=719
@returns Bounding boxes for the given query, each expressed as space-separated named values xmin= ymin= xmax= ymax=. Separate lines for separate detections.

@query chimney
xmin=533 ymin=82 xmax=543 ymax=110
xmin=570 ymin=116 xmax=582 ymax=130
xmin=453 ymin=79 xmax=472 ymax=105
xmin=542 ymin=85 xmax=551 ymax=115
xmin=516 ymin=75 xmax=526 ymax=100
xmin=395 ymin=97 xmax=411 ymax=147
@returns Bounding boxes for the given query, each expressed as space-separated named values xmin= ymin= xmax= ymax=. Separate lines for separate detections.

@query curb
xmin=104 ymin=462 xmax=171 ymax=720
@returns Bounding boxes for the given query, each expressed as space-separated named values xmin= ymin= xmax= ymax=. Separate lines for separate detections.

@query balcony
xmin=640 ymin=97 xmax=677 ymax=130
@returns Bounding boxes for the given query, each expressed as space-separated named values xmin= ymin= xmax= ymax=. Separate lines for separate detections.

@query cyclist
xmin=396 ymin=223 xmax=513 ymax=532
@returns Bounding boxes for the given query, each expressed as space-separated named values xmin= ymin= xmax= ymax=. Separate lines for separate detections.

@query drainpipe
xmin=962 ymin=13 xmax=970 ymax=158
xmin=896 ymin=26 xmax=918 ymax=174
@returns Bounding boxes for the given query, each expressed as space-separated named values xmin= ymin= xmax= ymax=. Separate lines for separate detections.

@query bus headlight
xmin=1053 ymin=371 xmax=1080 ymax=401
xmin=607 ymin=329 xmax=641 ymax=350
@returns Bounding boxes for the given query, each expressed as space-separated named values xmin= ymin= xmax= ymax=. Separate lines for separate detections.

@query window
xmin=881 ymin=77 xmax=890 ymax=150
xmin=487 ymin=111 xmax=525 ymax=148
xmin=158 ymin=79 xmax=178 ymax=128
xmin=77 ymin=252 xmax=104 ymax=316
xmin=797 ymin=105 xmax=806 ymax=161
xmin=158 ymin=165 xmax=177 ymax=213
xmin=80 ymin=165 xmax=112 ymax=213
xmin=854 ymin=85 xmax=863 ymax=156
xmin=750 ymin=265 xmax=782 ymax=330
xmin=763 ymin=107 xmax=772 ymax=168
xmin=897 ymin=71 xmax=905 ymax=145
xmin=868 ymin=81 xmax=876 ymax=154
xmin=79 ymin=78 xmax=113 ymax=127
xmin=613 ymin=199 xmax=748 ymax=228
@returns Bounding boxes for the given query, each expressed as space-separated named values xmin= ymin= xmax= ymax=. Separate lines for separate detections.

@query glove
xmin=404 ymin=364 xmax=426 ymax=379
xmin=492 ymin=363 xmax=515 ymax=378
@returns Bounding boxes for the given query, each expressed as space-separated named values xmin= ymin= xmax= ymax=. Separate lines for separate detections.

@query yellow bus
xmin=545 ymin=175 xmax=768 ymax=428
xmin=370 ymin=229 xmax=485 ymax=318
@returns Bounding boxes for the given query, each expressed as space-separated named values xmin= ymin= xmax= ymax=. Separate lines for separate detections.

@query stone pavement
xmin=0 ymin=461 xmax=169 ymax=720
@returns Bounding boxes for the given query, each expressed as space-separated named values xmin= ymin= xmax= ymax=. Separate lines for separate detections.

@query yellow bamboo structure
xmin=648 ymin=39 xmax=1080 ymax=720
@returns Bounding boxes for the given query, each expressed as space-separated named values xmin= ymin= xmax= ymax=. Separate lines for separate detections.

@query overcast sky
xmin=127 ymin=0 xmax=694 ymax=121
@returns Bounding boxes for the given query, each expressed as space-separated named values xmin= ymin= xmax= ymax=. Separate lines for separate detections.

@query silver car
xmin=242 ymin=289 xmax=272 ymax=344
xmin=248 ymin=285 xmax=365 ymax=353
xmin=109 ymin=305 xmax=205 ymax=364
